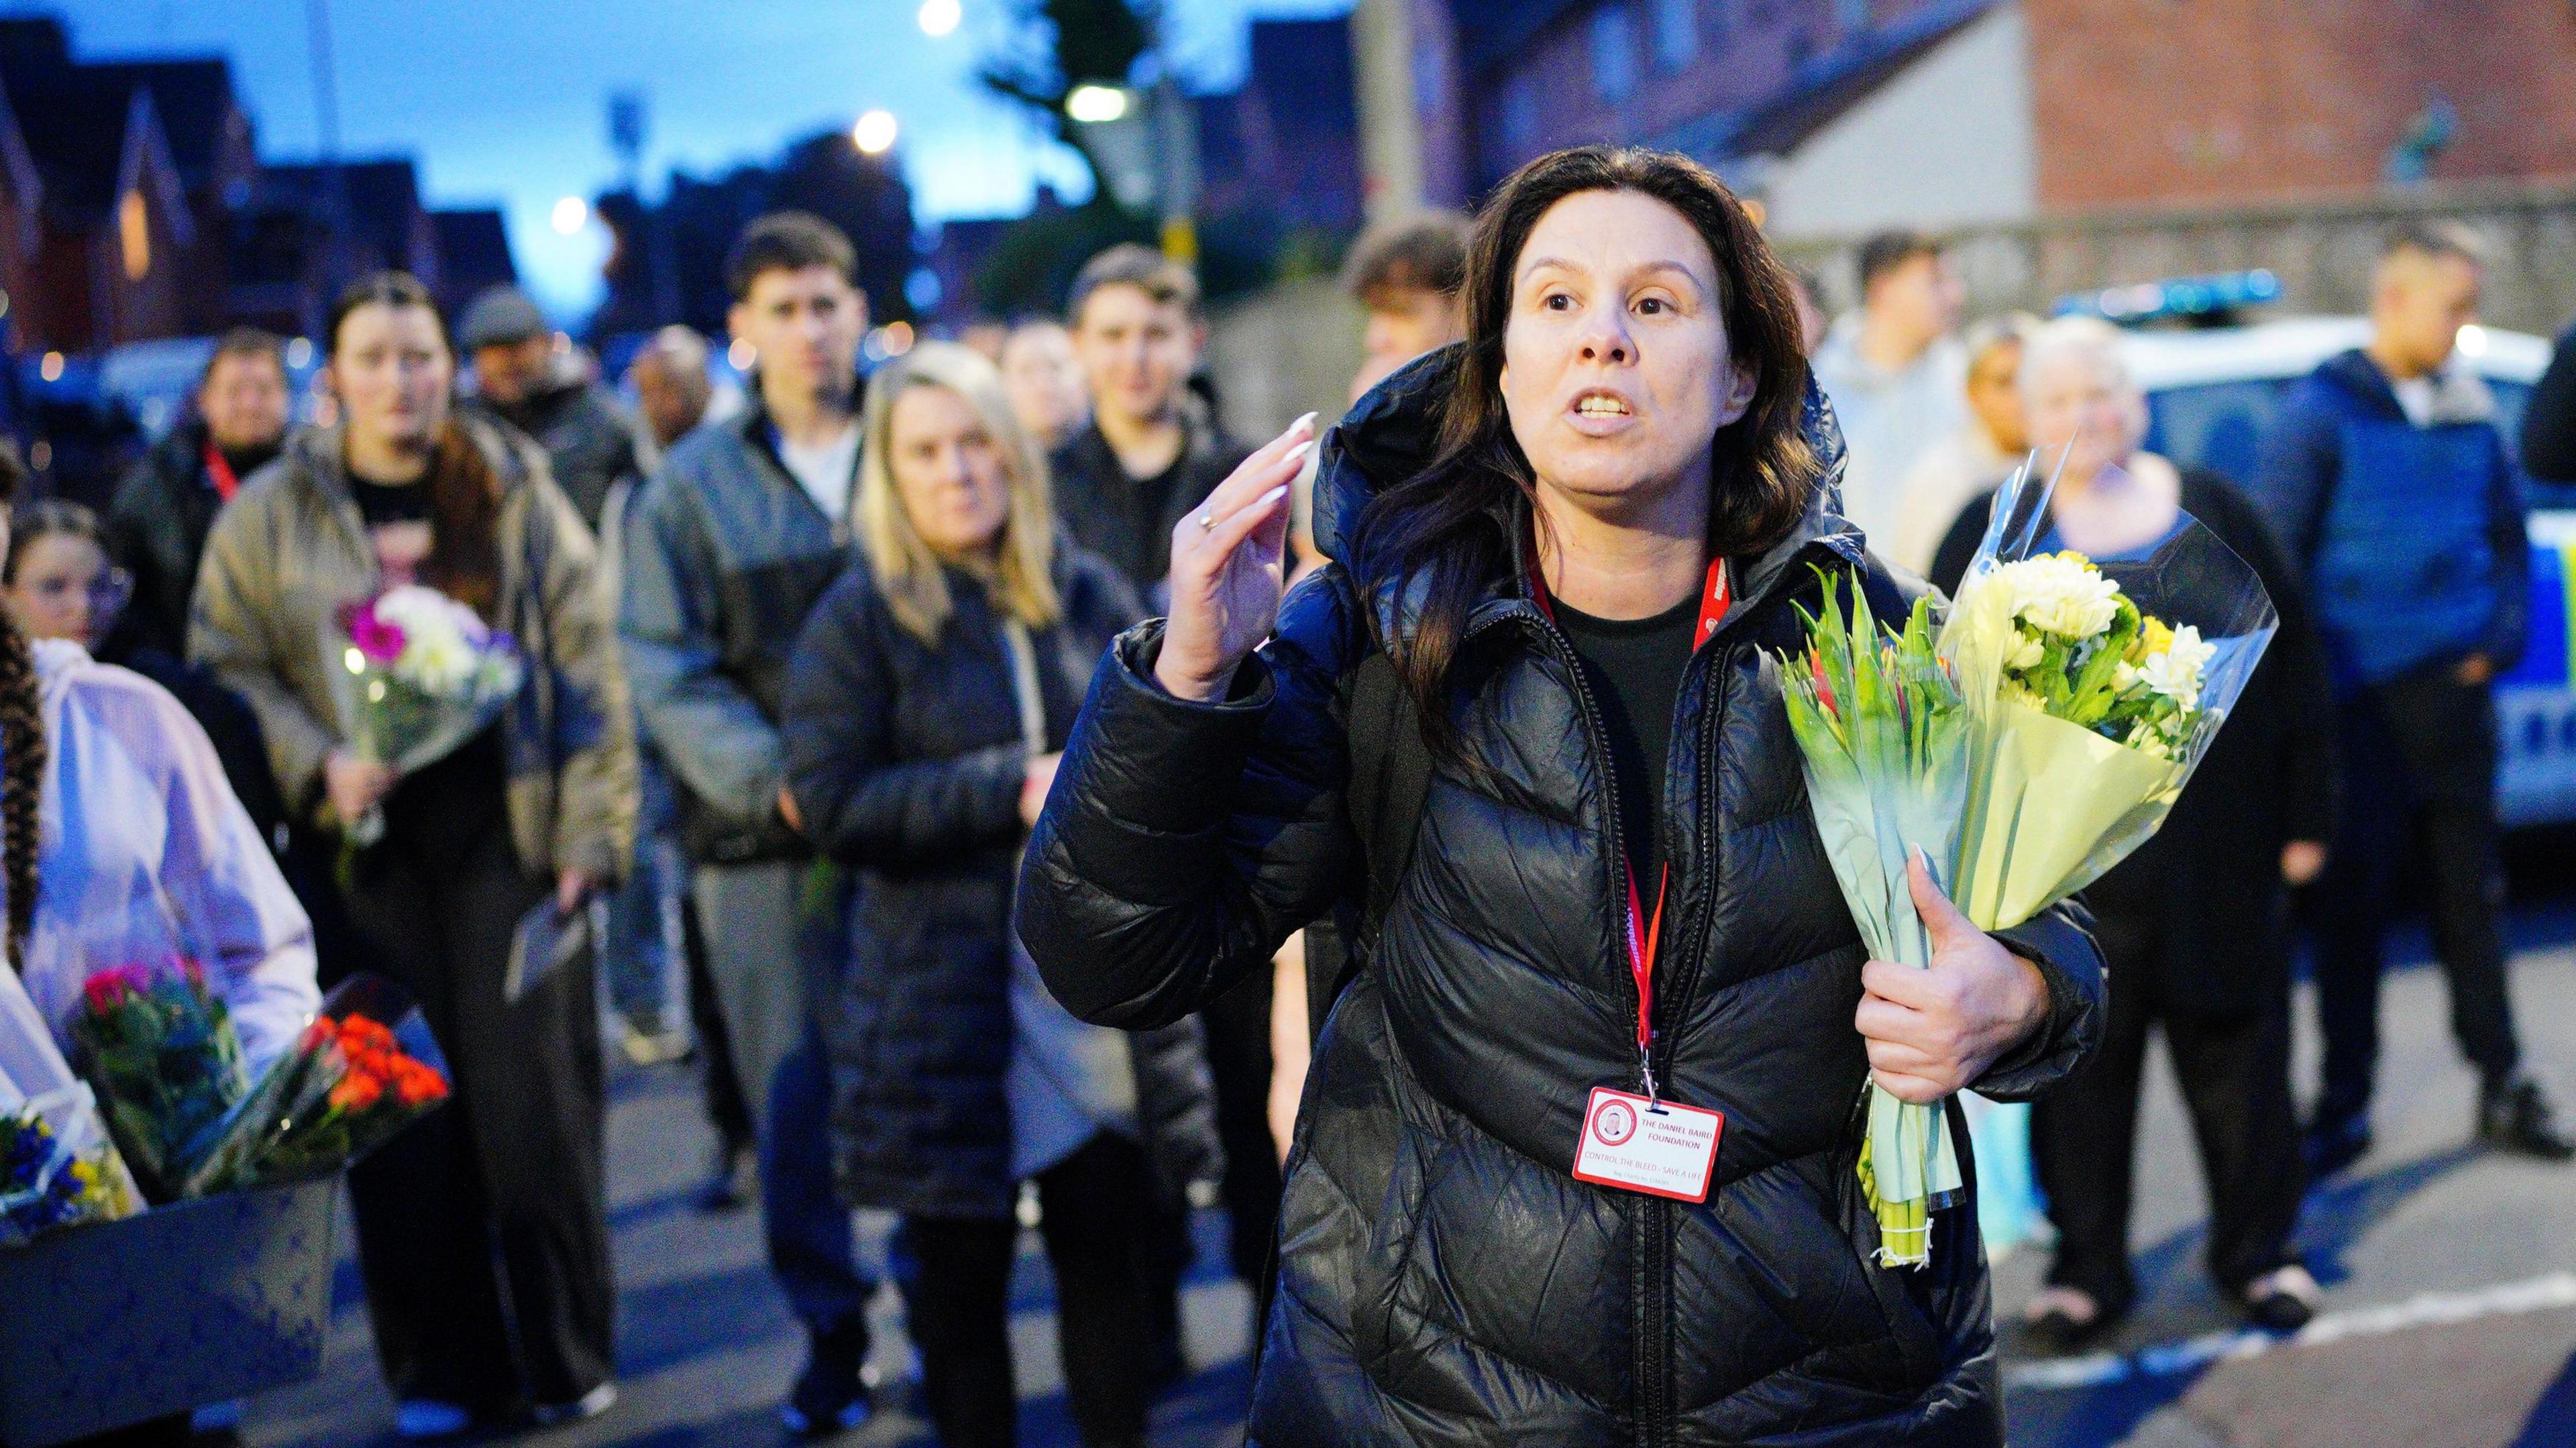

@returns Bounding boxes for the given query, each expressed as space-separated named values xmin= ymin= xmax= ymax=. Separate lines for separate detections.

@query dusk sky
xmin=44 ymin=0 xmax=1347 ymax=317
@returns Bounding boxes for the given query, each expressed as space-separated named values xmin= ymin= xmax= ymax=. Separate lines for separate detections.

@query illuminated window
xmin=119 ymin=189 xmax=151 ymax=282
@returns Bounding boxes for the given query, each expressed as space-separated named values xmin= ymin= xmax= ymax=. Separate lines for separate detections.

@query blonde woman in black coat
xmin=782 ymin=341 xmax=1216 ymax=1448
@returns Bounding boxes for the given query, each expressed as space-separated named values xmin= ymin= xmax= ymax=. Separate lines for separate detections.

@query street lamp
xmin=1065 ymin=84 xmax=1130 ymax=124
xmin=918 ymin=0 xmax=960 ymax=37
xmin=550 ymin=196 xmax=589 ymax=235
xmin=853 ymin=109 xmax=898 ymax=156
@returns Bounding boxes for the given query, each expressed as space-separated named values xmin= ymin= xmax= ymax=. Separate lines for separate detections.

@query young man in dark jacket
xmin=107 ymin=329 xmax=291 ymax=657
xmin=2251 ymin=222 xmax=2573 ymax=1175
xmin=619 ymin=213 xmax=880 ymax=1436
xmin=458 ymin=286 xmax=648 ymax=535
xmin=1052 ymin=244 xmax=1273 ymax=1345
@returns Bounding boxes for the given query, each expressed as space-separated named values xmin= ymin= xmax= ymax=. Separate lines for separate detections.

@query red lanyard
xmin=203 ymin=441 xmax=241 ymax=502
xmin=1527 ymin=550 xmax=1732 ymax=1097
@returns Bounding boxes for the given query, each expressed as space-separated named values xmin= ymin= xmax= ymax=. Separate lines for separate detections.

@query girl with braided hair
xmin=0 ymin=476 xmax=320 ymax=1081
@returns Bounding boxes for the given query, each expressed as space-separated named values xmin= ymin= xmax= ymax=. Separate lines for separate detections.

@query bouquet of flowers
xmin=181 ymin=975 xmax=449 ymax=1196
xmin=1780 ymin=454 xmax=2276 ymax=1267
xmin=330 ymin=585 xmax=525 ymax=844
xmin=67 ymin=956 xmax=248 ymax=1203
xmin=1 ymin=962 xmax=140 ymax=1245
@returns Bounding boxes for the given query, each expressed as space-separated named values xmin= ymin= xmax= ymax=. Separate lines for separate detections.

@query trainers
xmin=780 ymin=1323 xmax=871 ymax=1437
xmin=531 ymin=1383 xmax=618 ymax=1427
xmin=394 ymin=1400 xmax=474 ymax=1441
xmin=2302 ymin=1107 xmax=2372 ymax=1178
xmin=2480 ymin=1076 xmax=2576 ymax=1160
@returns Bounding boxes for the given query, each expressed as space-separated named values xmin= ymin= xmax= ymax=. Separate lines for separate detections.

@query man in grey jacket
xmin=619 ymin=212 xmax=878 ymax=1436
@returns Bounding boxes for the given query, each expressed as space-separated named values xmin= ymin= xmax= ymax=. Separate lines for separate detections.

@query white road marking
xmin=2006 ymin=1272 xmax=2576 ymax=1392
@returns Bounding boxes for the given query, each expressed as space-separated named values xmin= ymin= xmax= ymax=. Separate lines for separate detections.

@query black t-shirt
xmin=349 ymin=476 xmax=431 ymax=529
xmin=1554 ymin=592 xmax=1700 ymax=887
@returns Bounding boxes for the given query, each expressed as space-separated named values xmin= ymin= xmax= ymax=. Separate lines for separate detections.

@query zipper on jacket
xmin=1501 ymin=603 xmax=1678 ymax=1445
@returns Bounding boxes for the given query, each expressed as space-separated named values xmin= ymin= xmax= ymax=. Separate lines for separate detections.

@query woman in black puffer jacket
xmin=782 ymin=341 xmax=1218 ymax=1448
xmin=1019 ymin=148 xmax=2107 ymax=1446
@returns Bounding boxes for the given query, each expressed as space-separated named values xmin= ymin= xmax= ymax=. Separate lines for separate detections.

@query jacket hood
xmin=1313 ymin=343 xmax=1862 ymax=632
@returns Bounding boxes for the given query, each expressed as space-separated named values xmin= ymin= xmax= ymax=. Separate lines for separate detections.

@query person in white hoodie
xmin=0 ymin=498 xmax=318 ymax=1072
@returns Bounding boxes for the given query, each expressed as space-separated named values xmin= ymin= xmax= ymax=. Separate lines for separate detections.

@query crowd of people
xmin=5 ymin=137 xmax=2575 ymax=1448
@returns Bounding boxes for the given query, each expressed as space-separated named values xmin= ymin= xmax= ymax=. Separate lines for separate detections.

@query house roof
xmin=430 ymin=208 xmax=517 ymax=294
xmin=1654 ymin=0 xmax=1996 ymax=162
xmin=13 ymin=74 xmax=150 ymax=219
xmin=259 ymin=158 xmax=429 ymax=271
xmin=79 ymin=58 xmax=244 ymax=191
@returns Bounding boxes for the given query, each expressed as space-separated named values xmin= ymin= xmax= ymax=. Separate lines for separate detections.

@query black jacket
xmin=463 ymin=372 xmax=645 ymax=533
xmin=1932 ymin=467 xmax=2336 ymax=1019
xmin=2526 ymin=319 xmax=2576 ymax=486
xmin=786 ymin=545 xmax=1222 ymax=1219
xmin=106 ymin=420 xmax=268 ymax=659
xmin=1048 ymin=399 xmax=1252 ymax=598
xmin=1018 ymin=352 xmax=2107 ymax=1446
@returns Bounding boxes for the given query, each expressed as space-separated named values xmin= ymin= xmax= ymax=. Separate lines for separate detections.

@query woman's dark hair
xmin=0 ymin=455 xmax=40 ymax=964
xmin=1348 ymin=146 xmax=1815 ymax=753
xmin=327 ymin=271 xmax=502 ymax=618
xmin=3 ymin=498 xmax=104 ymax=584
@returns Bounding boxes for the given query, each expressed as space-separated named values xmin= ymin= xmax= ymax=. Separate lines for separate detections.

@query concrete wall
xmin=1782 ymin=176 xmax=2576 ymax=338
xmin=1760 ymin=4 xmax=2038 ymax=238
xmin=1203 ymin=274 xmax=1368 ymax=441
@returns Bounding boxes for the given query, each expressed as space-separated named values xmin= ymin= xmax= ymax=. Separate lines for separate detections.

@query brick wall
xmin=2025 ymin=0 xmax=2576 ymax=210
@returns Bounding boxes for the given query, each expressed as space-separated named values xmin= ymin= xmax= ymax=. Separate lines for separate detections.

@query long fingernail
xmin=1294 ymin=411 xmax=1319 ymax=434
xmin=1259 ymin=484 xmax=1289 ymax=506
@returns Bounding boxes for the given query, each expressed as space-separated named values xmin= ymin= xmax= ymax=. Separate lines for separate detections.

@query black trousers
xmin=1199 ymin=970 xmax=1280 ymax=1286
xmin=680 ymin=889 xmax=754 ymax=1156
xmin=2033 ymin=910 xmax=2306 ymax=1313
xmin=905 ymin=1134 xmax=1157 ymax=1448
xmin=335 ymin=736 xmax=615 ymax=1411
xmin=2311 ymin=672 xmax=2520 ymax=1121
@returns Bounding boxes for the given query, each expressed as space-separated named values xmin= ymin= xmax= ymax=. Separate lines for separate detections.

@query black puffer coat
xmin=1019 ymin=353 xmax=2107 ymax=1446
xmin=785 ymin=545 xmax=1223 ymax=1221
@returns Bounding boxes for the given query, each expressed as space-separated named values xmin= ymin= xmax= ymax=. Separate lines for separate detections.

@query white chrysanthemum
xmin=402 ymin=632 xmax=477 ymax=693
xmin=2000 ymin=678 xmax=2048 ymax=711
xmin=2112 ymin=659 xmax=2141 ymax=693
xmin=2121 ymin=719 xmax=2175 ymax=760
xmin=2006 ymin=628 xmax=2047 ymax=671
xmin=1994 ymin=554 xmax=2122 ymax=640
xmin=2137 ymin=624 xmax=2214 ymax=713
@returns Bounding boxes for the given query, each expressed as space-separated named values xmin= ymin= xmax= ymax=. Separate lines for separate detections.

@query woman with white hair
xmin=1932 ymin=315 xmax=2337 ymax=1346
xmin=781 ymin=341 xmax=1218 ymax=1448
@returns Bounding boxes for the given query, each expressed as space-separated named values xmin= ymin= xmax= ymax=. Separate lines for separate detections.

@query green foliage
xmin=979 ymin=0 xmax=1154 ymax=199
xmin=971 ymin=201 xmax=1159 ymax=319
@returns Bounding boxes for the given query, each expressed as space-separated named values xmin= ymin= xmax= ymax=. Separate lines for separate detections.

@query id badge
xmin=1570 ymin=1087 xmax=1723 ymax=1203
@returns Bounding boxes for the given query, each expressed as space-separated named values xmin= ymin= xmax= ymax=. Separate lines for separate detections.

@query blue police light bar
xmin=2051 ymin=269 xmax=2282 ymax=323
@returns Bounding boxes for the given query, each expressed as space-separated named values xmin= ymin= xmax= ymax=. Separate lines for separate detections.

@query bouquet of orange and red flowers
xmin=180 ymin=976 xmax=449 ymax=1196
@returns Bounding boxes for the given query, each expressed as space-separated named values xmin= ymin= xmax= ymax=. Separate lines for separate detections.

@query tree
xmin=979 ymin=0 xmax=1152 ymax=206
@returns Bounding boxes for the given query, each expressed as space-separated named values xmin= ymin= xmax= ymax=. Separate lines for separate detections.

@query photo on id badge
xmin=1572 ymin=1085 xmax=1723 ymax=1203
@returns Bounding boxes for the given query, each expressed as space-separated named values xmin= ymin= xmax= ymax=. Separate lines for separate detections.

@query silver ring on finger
xmin=1197 ymin=507 xmax=1216 ymax=531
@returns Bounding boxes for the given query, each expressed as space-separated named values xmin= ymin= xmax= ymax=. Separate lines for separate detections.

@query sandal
xmin=2239 ymin=1264 xmax=2322 ymax=1333
xmin=2022 ymin=1285 xmax=2118 ymax=1352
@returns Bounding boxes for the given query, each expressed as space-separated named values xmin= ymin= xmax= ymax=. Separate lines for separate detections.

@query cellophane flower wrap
xmin=68 ymin=954 xmax=249 ymax=1203
xmin=329 ymin=586 xmax=525 ymax=844
xmin=1781 ymin=453 xmax=2276 ymax=1268
xmin=181 ymin=974 xmax=449 ymax=1195
xmin=1 ymin=962 xmax=140 ymax=1245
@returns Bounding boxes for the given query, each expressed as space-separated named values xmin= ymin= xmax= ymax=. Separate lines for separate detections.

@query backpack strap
xmin=1307 ymin=647 xmax=1432 ymax=1041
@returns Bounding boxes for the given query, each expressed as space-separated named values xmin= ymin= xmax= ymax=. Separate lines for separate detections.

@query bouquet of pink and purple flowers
xmin=330 ymin=586 xmax=525 ymax=844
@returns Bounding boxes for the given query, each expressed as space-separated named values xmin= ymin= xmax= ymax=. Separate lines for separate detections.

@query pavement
xmin=227 ymin=900 xmax=2576 ymax=1448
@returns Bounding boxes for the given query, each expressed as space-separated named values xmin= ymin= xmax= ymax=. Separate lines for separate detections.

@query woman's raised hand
xmin=1154 ymin=413 xmax=1317 ymax=703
